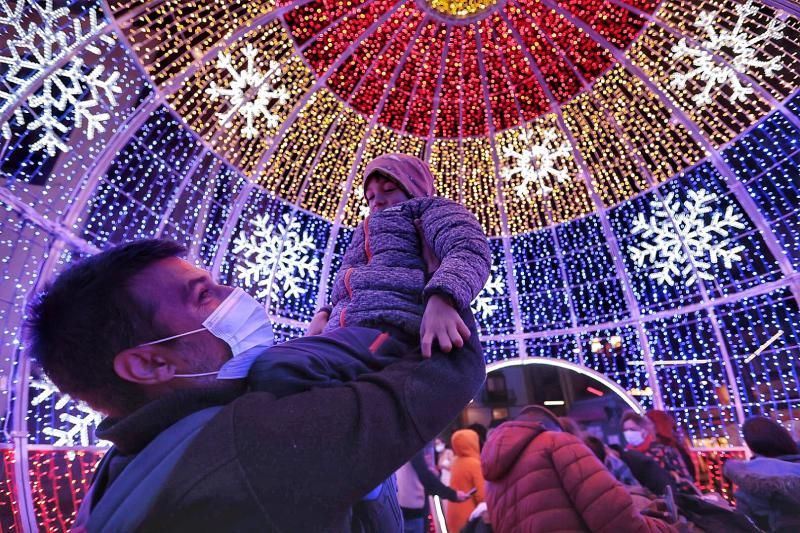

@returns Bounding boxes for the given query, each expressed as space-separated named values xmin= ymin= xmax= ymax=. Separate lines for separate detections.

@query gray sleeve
xmin=419 ymin=198 xmax=492 ymax=311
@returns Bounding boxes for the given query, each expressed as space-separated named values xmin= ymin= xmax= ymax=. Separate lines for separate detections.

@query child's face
xmin=365 ymin=174 xmax=409 ymax=214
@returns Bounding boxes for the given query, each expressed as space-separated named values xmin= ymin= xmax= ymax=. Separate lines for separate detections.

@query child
xmin=247 ymin=153 xmax=491 ymax=531
xmin=308 ymin=153 xmax=491 ymax=356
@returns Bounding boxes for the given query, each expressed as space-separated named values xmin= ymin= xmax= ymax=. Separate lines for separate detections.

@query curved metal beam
xmin=474 ymin=26 xmax=526 ymax=356
xmin=476 ymin=272 xmax=798 ymax=341
xmin=538 ymin=0 xmax=797 ymax=423
xmin=486 ymin=356 xmax=646 ymax=413
xmin=498 ymin=9 xmax=662 ymax=405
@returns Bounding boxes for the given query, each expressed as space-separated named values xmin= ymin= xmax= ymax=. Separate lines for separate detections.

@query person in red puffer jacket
xmin=481 ymin=406 xmax=678 ymax=533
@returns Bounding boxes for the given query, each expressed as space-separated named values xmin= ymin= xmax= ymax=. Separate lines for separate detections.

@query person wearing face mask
xmin=24 ymin=239 xmax=486 ymax=532
xmin=481 ymin=406 xmax=678 ymax=533
xmin=622 ymin=412 xmax=696 ymax=495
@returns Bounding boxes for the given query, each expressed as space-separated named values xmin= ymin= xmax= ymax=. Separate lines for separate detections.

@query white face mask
xmin=140 ymin=288 xmax=274 ymax=380
xmin=624 ymin=430 xmax=645 ymax=446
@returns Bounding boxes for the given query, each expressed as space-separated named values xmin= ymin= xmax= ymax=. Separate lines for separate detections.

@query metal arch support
xmin=758 ymin=0 xmax=800 ymax=17
xmin=210 ymin=182 xmax=255 ymax=280
xmin=398 ymin=23 xmax=447 ymax=134
xmin=538 ymin=0 xmax=785 ymax=426
xmin=486 ymin=356 xmax=646 ymax=413
xmin=538 ymin=0 xmax=797 ymax=283
xmin=473 ymin=27 xmax=526 ymax=355
xmin=2 ymin=90 xmax=164 ymax=532
xmin=188 ymin=158 xmax=225 ymax=260
xmin=498 ymin=9 xmax=662 ymax=403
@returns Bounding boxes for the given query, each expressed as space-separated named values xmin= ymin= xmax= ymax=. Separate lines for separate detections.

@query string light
xmin=0 ymin=0 xmax=799 ymax=524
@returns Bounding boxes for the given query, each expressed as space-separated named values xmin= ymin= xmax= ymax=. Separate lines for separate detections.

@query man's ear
xmin=113 ymin=347 xmax=176 ymax=384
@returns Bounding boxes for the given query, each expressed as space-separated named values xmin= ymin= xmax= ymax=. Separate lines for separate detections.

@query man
xmin=24 ymin=239 xmax=485 ymax=532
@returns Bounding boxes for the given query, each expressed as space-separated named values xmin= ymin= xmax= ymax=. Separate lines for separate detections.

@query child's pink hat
xmin=364 ymin=154 xmax=435 ymax=198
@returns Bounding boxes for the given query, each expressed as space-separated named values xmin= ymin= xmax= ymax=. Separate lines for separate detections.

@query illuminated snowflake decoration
xmin=43 ymin=404 xmax=104 ymax=447
xmin=206 ymin=44 xmax=290 ymax=139
xmin=501 ymin=129 xmax=572 ymax=197
xmin=29 ymin=376 xmax=109 ymax=447
xmin=629 ymin=189 xmax=745 ymax=286
xmin=0 ymin=0 xmax=120 ymax=155
xmin=670 ymin=0 xmax=784 ymax=107
xmin=471 ymin=266 xmax=505 ymax=319
xmin=233 ymin=213 xmax=320 ymax=302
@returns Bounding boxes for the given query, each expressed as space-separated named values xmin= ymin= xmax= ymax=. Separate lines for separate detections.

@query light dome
xmin=1 ymin=0 xmax=799 ymax=527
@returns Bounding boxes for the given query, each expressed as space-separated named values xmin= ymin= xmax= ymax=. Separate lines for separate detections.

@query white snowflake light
xmin=0 ymin=0 xmax=120 ymax=155
xmin=233 ymin=213 xmax=320 ymax=303
xmin=471 ymin=266 xmax=505 ymax=319
xmin=29 ymin=377 xmax=109 ymax=447
xmin=629 ymin=189 xmax=745 ymax=286
xmin=30 ymin=376 xmax=71 ymax=409
xmin=349 ymin=183 xmax=371 ymax=219
xmin=501 ymin=128 xmax=572 ymax=197
xmin=670 ymin=0 xmax=784 ymax=107
xmin=42 ymin=404 xmax=104 ymax=447
xmin=206 ymin=44 xmax=290 ymax=139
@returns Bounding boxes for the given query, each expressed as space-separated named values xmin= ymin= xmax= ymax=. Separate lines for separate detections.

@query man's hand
xmin=420 ymin=294 xmax=471 ymax=358
xmin=306 ymin=310 xmax=330 ymax=336
xmin=455 ymin=490 xmax=472 ymax=502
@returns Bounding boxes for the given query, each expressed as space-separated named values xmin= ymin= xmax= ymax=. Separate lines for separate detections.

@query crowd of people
xmin=419 ymin=410 xmax=800 ymax=533
xmin=21 ymin=153 xmax=800 ymax=532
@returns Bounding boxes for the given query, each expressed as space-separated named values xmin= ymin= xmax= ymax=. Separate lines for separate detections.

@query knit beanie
xmin=364 ymin=154 xmax=435 ymax=199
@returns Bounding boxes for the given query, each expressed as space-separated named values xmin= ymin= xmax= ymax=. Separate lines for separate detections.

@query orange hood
xmin=451 ymin=429 xmax=481 ymax=459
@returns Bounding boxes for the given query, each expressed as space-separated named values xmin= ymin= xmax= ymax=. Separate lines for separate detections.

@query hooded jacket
xmin=481 ymin=420 xmax=677 ymax=533
xmin=447 ymin=429 xmax=485 ymax=533
xmin=724 ymin=455 xmax=800 ymax=532
xmin=325 ymin=156 xmax=491 ymax=338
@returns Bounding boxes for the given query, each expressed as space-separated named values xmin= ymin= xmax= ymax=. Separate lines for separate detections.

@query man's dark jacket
xmin=90 ymin=326 xmax=485 ymax=532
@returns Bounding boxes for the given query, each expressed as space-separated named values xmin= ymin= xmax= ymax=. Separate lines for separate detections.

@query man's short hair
xmin=24 ymin=239 xmax=187 ymax=414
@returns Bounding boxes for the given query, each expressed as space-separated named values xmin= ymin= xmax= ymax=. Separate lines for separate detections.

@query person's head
xmin=24 ymin=239 xmax=244 ymax=417
xmin=584 ymin=436 xmax=607 ymax=462
xmin=622 ymin=412 xmax=655 ymax=447
xmin=467 ymin=422 xmax=488 ymax=450
xmin=434 ymin=437 xmax=447 ymax=453
xmin=646 ymin=410 xmax=680 ymax=447
xmin=363 ymin=154 xmax=434 ymax=214
xmin=517 ymin=405 xmax=563 ymax=432
xmin=451 ymin=428 xmax=480 ymax=457
xmin=742 ymin=416 xmax=799 ymax=457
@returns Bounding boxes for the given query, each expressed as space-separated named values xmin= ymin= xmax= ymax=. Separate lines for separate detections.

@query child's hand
xmin=420 ymin=294 xmax=471 ymax=358
xmin=306 ymin=309 xmax=330 ymax=336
